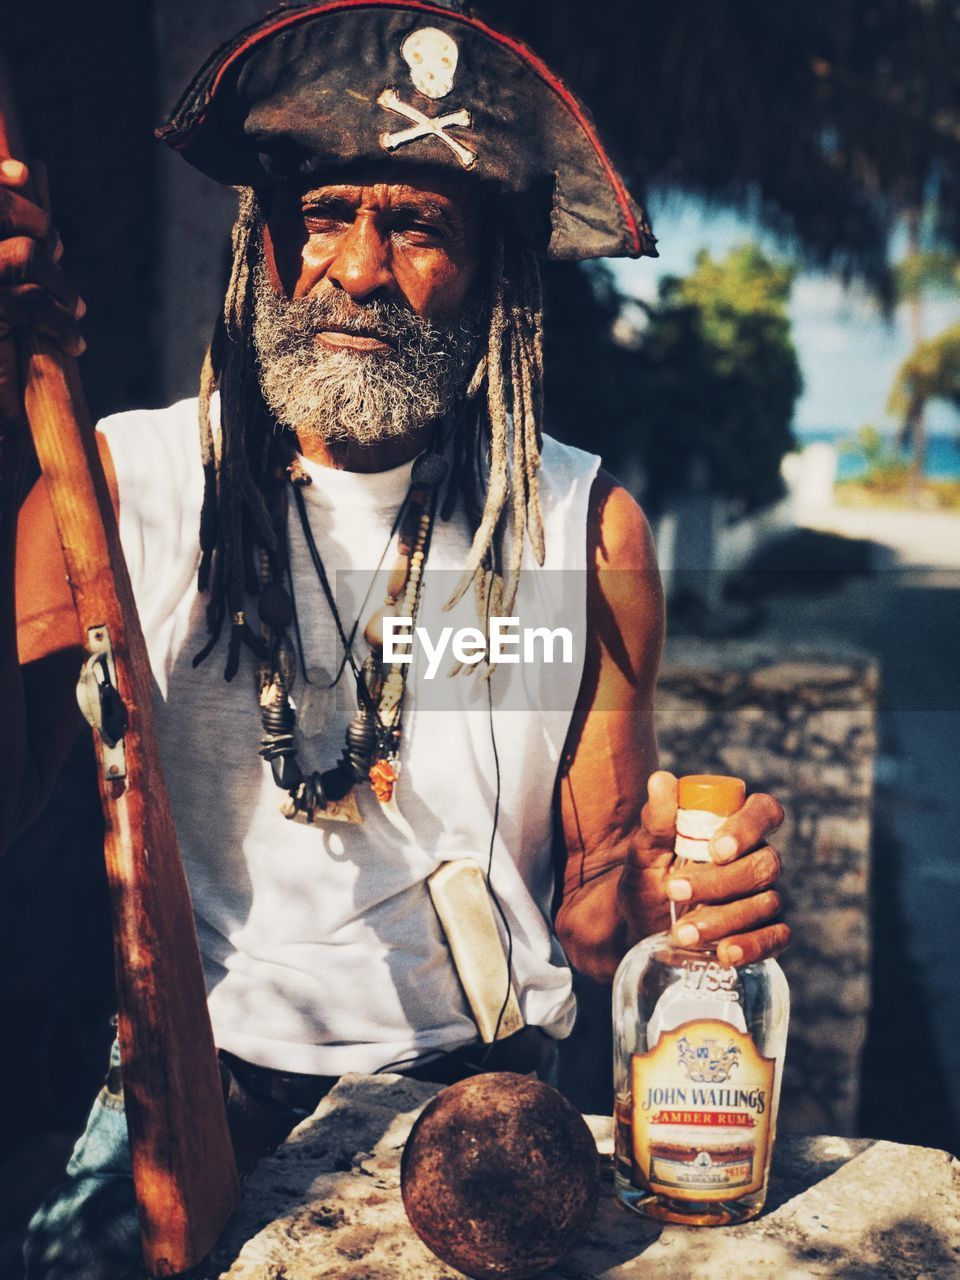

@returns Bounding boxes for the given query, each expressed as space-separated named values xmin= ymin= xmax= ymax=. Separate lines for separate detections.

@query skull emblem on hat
xmin=401 ymin=28 xmax=459 ymax=99
xmin=159 ymin=3 xmax=658 ymax=261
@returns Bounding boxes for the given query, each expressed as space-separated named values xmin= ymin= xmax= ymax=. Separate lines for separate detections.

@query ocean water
xmin=798 ymin=430 xmax=960 ymax=481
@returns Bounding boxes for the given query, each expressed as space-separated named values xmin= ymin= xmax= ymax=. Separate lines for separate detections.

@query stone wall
xmin=655 ymin=639 xmax=878 ymax=1135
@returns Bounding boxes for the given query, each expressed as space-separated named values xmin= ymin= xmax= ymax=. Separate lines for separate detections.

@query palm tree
xmin=889 ymin=246 xmax=960 ymax=485
xmin=888 ymin=321 xmax=960 ymax=481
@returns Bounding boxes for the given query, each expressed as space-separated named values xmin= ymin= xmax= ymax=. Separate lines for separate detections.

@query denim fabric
xmin=23 ymin=1040 xmax=144 ymax=1280
xmin=22 ymin=1030 xmax=559 ymax=1277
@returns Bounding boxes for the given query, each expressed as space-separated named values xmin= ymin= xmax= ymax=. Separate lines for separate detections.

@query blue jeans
xmin=23 ymin=1029 xmax=559 ymax=1276
xmin=23 ymin=1041 xmax=144 ymax=1279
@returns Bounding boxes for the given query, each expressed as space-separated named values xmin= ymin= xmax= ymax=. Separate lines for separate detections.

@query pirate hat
xmin=157 ymin=0 xmax=656 ymax=262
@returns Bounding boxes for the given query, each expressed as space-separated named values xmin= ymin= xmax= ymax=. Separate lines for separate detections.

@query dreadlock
xmin=195 ymin=188 xmax=546 ymax=679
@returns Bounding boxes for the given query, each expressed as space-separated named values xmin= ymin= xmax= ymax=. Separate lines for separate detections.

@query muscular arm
xmin=554 ymin=470 xmax=665 ymax=982
xmin=554 ymin=472 xmax=789 ymax=984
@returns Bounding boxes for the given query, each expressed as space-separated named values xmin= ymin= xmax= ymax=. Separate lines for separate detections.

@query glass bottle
xmin=612 ymin=775 xmax=790 ymax=1225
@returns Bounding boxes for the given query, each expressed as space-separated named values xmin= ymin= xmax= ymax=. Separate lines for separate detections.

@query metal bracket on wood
xmin=76 ymin=625 xmax=129 ymax=781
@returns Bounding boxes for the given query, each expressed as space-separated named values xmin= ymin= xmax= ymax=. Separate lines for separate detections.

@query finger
xmin=0 ymin=158 xmax=30 ymax=188
xmin=0 ymin=285 xmax=85 ymax=355
xmin=708 ymin=792 xmax=785 ymax=864
xmin=0 ymin=237 xmax=83 ymax=311
xmin=0 ymin=183 xmax=52 ymax=242
xmin=716 ymin=922 xmax=791 ymax=968
xmin=34 ymin=316 xmax=86 ymax=357
xmin=671 ymin=889 xmax=782 ymax=948
xmin=667 ymin=846 xmax=781 ymax=906
xmin=637 ymin=770 xmax=678 ymax=848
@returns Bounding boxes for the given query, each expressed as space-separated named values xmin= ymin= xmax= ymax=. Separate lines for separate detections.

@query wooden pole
xmin=0 ymin=63 xmax=238 ymax=1276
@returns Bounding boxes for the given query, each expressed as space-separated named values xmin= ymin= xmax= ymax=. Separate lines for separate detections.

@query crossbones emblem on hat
xmin=377 ymin=27 xmax=476 ymax=169
xmin=159 ymin=1 xmax=658 ymax=263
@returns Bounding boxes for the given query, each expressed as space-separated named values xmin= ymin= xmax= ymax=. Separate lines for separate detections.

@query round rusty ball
xmin=401 ymin=1072 xmax=599 ymax=1280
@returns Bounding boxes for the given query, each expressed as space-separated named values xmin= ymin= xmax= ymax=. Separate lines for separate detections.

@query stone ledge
xmin=206 ymin=1074 xmax=960 ymax=1279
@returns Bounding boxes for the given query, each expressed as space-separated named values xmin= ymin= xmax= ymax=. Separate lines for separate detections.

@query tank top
xmin=98 ymin=397 xmax=600 ymax=1075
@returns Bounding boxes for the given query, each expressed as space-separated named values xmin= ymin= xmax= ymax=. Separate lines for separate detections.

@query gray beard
xmin=251 ymin=257 xmax=481 ymax=447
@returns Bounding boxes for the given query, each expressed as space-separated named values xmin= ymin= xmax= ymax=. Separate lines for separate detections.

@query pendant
xmin=368 ymin=758 xmax=397 ymax=803
xmin=369 ymin=758 xmax=417 ymax=843
xmin=280 ymin=787 xmax=364 ymax=826
xmin=297 ymin=666 xmax=334 ymax=739
xmin=378 ymin=792 xmax=417 ymax=844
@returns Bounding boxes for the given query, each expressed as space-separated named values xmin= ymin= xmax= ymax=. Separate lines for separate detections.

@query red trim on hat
xmin=194 ymin=0 xmax=642 ymax=255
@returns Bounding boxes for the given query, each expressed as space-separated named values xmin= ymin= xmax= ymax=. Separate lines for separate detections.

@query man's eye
xmin=397 ymin=220 xmax=446 ymax=242
xmin=302 ymin=208 xmax=350 ymax=230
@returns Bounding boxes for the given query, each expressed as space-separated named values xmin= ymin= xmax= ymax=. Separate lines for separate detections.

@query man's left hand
xmin=618 ymin=770 xmax=791 ymax=967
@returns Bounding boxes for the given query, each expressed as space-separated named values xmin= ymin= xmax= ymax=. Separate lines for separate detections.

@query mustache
xmin=270 ymin=288 xmax=450 ymax=350
xmin=251 ymin=253 xmax=484 ymax=446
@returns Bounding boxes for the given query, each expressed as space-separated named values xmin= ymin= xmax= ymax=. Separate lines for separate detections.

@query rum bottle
xmin=612 ymin=775 xmax=789 ymax=1225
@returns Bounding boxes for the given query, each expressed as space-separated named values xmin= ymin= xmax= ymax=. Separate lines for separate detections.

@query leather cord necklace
xmin=255 ymin=449 xmax=448 ymax=825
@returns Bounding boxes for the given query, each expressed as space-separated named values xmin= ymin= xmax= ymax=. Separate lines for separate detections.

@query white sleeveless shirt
xmin=98 ymin=398 xmax=600 ymax=1074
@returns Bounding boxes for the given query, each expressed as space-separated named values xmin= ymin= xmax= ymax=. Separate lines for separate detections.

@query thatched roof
xmin=480 ymin=0 xmax=960 ymax=289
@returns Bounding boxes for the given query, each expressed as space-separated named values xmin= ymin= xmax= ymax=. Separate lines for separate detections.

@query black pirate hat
xmin=157 ymin=0 xmax=656 ymax=262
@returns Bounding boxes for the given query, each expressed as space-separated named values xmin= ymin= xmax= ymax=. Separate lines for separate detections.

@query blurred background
xmin=2 ymin=1 xmax=959 ymax=1270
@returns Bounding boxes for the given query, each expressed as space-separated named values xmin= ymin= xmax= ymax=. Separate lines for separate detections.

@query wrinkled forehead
xmin=263 ymin=162 xmax=490 ymax=230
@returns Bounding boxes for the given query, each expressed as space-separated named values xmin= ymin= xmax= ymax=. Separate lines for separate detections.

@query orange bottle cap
xmin=678 ymin=774 xmax=746 ymax=816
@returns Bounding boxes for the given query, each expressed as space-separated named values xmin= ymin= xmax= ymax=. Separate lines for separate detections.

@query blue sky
xmin=611 ymin=196 xmax=960 ymax=438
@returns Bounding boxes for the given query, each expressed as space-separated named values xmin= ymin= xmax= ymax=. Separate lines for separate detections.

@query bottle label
xmin=674 ymin=807 xmax=724 ymax=862
xmin=630 ymin=1019 xmax=775 ymax=1201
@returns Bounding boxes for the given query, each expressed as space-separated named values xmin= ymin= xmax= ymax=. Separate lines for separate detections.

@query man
xmin=1 ymin=2 xmax=788 ymax=1274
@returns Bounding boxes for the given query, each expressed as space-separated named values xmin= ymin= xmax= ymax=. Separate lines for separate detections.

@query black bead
xmin=412 ymin=454 xmax=448 ymax=489
xmin=261 ymin=693 xmax=295 ymax=735
xmin=273 ymin=634 xmax=298 ymax=689
xmin=271 ymin=753 xmax=303 ymax=791
xmin=346 ymin=709 xmax=377 ymax=761
xmin=322 ymin=764 xmax=354 ymax=802
xmin=259 ymin=582 xmax=294 ymax=629
xmin=310 ymin=771 xmax=327 ymax=811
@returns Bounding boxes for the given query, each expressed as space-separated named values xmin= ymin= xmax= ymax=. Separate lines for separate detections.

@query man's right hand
xmin=0 ymin=157 xmax=85 ymax=430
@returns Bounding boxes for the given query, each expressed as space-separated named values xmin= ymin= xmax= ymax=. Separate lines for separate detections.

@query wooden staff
xmin=0 ymin=65 xmax=238 ymax=1276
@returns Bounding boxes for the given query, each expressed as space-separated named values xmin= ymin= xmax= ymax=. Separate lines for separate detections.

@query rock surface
xmin=206 ymin=1074 xmax=960 ymax=1279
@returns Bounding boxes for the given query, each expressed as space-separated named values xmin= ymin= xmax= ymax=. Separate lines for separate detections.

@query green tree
xmin=542 ymin=246 xmax=802 ymax=513
xmin=631 ymin=246 xmax=801 ymax=512
xmin=888 ymin=321 xmax=960 ymax=445
xmin=889 ymin=247 xmax=960 ymax=484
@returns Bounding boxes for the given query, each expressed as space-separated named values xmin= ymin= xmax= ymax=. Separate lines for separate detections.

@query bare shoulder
xmin=587 ymin=468 xmax=659 ymax=573
xmin=584 ymin=468 xmax=664 ymax=686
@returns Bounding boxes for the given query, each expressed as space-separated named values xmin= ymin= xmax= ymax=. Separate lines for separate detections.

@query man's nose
xmin=326 ymin=217 xmax=395 ymax=300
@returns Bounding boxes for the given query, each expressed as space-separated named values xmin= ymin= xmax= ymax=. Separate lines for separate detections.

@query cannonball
xmin=401 ymin=1072 xmax=599 ymax=1280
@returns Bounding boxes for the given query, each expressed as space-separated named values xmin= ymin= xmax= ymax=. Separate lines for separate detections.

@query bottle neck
xmin=671 ymin=807 xmax=730 ymax=927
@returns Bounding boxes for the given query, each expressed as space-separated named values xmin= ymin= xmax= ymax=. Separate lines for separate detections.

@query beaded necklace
xmin=255 ymin=447 xmax=447 ymax=826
